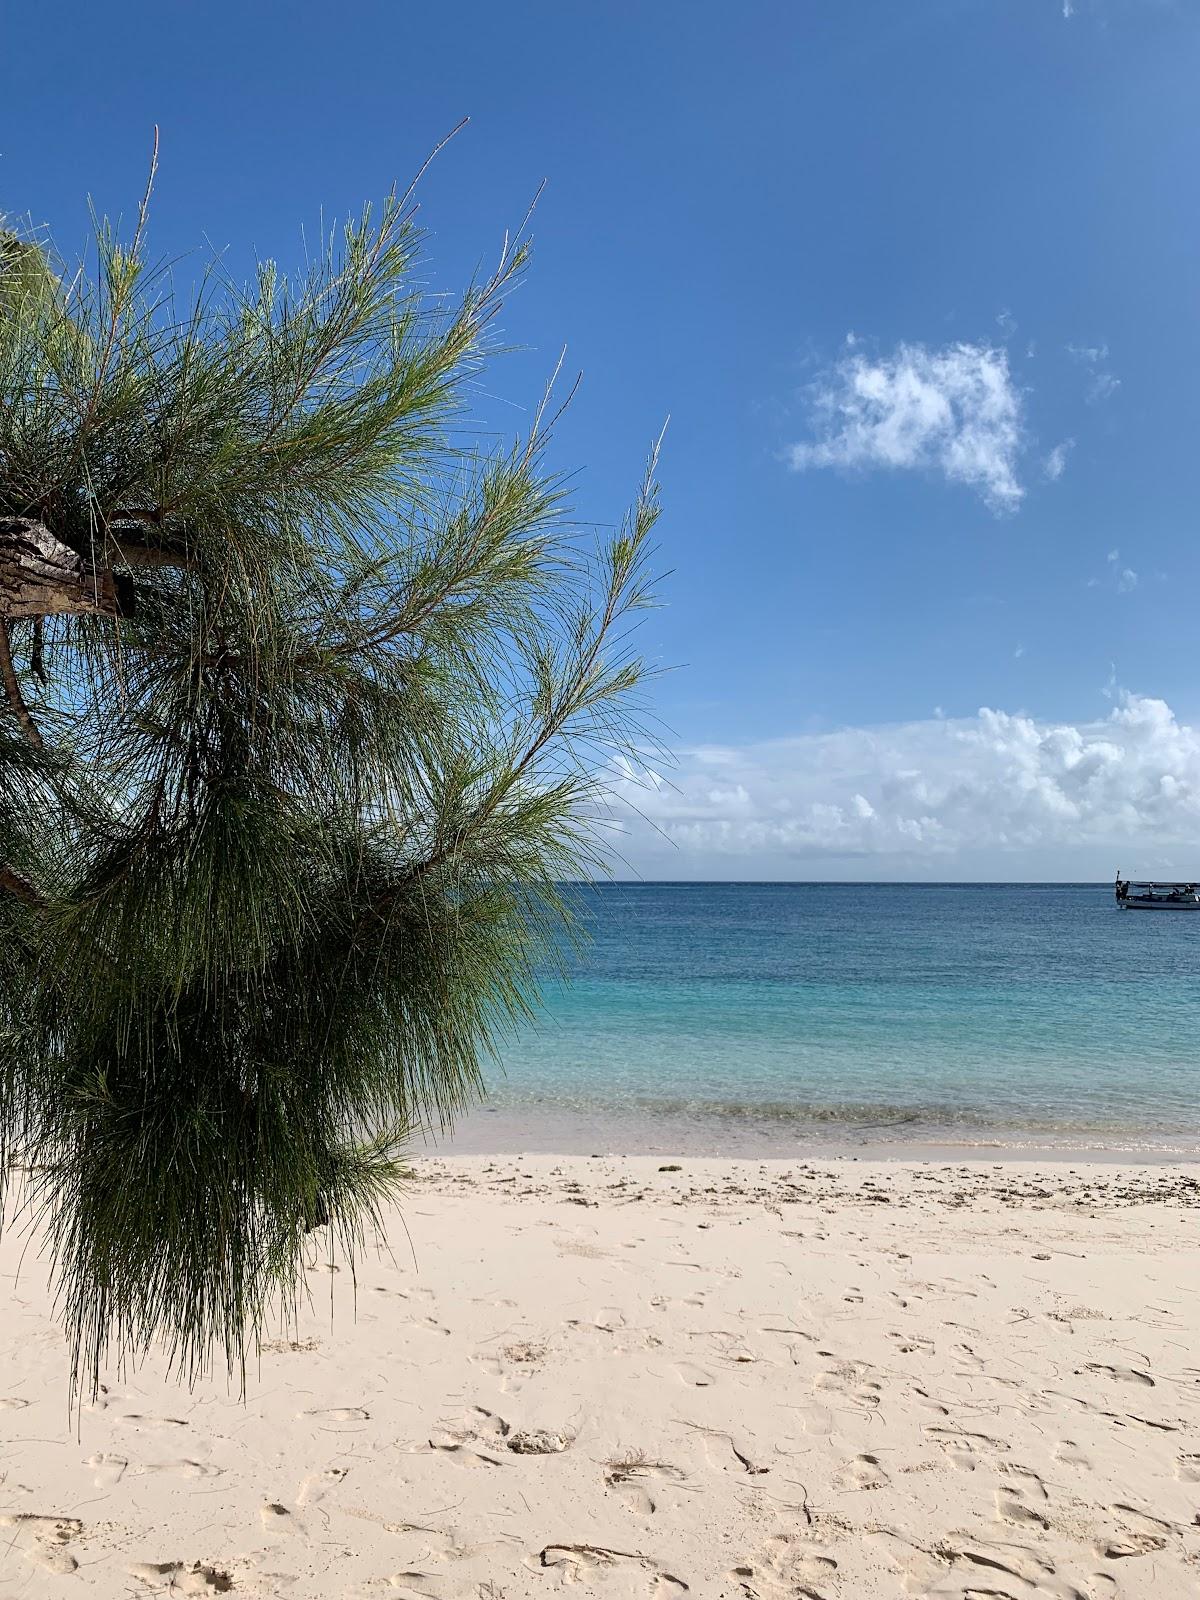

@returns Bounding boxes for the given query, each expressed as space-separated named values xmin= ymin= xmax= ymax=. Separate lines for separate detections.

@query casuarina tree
xmin=0 ymin=138 xmax=662 ymax=1394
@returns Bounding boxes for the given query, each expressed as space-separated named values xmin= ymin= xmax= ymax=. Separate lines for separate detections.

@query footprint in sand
xmin=605 ymin=1457 xmax=687 ymax=1515
xmin=1052 ymin=1439 xmax=1091 ymax=1470
xmin=951 ymin=1341 xmax=986 ymax=1374
xmin=301 ymin=1405 xmax=370 ymax=1422
xmin=1096 ymin=1532 xmax=1168 ymax=1559
xmin=911 ymin=1387 xmax=950 ymax=1417
xmin=1 ymin=1514 xmax=83 ymax=1537
xmin=0 ymin=1517 xmax=85 ymax=1577
xmin=729 ymin=1534 xmax=837 ymax=1600
xmin=426 ymin=1438 xmax=505 ymax=1468
xmin=943 ymin=1538 xmax=1059 ymax=1589
xmin=380 ymin=1574 xmax=463 ymax=1597
xmin=834 ymin=1453 xmax=890 ymax=1491
xmin=883 ymin=1527 xmax=1100 ymax=1597
xmin=28 ymin=1546 xmax=80 ymax=1574
xmin=695 ymin=1431 xmax=769 ymax=1476
xmin=923 ymin=1424 xmax=1009 ymax=1472
xmin=127 ymin=1560 xmax=233 ymax=1593
xmin=888 ymin=1332 xmax=934 ymax=1355
xmin=451 ymin=1403 xmax=511 ymax=1441
xmin=379 ymin=1530 xmax=515 ymax=1590
xmin=1000 ymin=1463 xmax=1049 ymax=1501
xmin=995 ymin=1486 xmax=1050 ymax=1531
xmin=89 ymin=1450 xmax=219 ymax=1485
xmin=87 ymin=1451 xmax=129 ymax=1486
xmin=785 ymin=1402 xmax=834 ymax=1439
xmin=864 ymin=1530 xmax=947 ymax=1596
xmin=296 ymin=1465 xmax=348 ymax=1505
xmin=402 ymin=1315 xmax=452 ymax=1338
xmin=533 ymin=1544 xmax=688 ymax=1594
xmin=426 ymin=1404 xmax=513 ymax=1467
xmin=468 ymin=1350 xmax=506 ymax=1380
xmin=813 ymin=1361 xmax=882 ymax=1410
xmin=1176 ymin=1452 xmax=1200 ymax=1482
xmin=1108 ymin=1502 xmax=1177 ymax=1543
xmin=469 ymin=1340 xmax=547 ymax=1391
xmin=1083 ymin=1361 xmax=1155 ymax=1387
xmin=150 ymin=1459 xmax=225 ymax=1480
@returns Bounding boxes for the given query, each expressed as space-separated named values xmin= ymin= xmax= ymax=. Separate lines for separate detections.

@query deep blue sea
xmin=462 ymin=883 xmax=1200 ymax=1156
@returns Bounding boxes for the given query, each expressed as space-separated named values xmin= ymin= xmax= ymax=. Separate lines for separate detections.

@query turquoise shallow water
xmin=468 ymin=883 xmax=1200 ymax=1154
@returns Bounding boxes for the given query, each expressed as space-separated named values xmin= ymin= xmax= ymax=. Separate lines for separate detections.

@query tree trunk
xmin=0 ymin=516 xmax=118 ymax=619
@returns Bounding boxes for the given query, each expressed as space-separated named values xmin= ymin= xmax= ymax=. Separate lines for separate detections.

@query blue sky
xmin=5 ymin=0 xmax=1200 ymax=877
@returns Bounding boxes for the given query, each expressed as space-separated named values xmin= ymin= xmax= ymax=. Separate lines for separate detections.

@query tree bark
xmin=0 ymin=516 xmax=118 ymax=619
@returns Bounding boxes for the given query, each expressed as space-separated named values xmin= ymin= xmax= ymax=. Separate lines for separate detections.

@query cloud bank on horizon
xmin=609 ymin=694 xmax=1200 ymax=880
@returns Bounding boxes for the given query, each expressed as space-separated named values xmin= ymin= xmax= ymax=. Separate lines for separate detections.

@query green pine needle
xmin=0 ymin=173 xmax=665 ymax=1398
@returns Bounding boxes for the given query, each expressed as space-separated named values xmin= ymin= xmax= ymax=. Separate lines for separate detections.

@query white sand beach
xmin=2 ymin=1155 xmax=1199 ymax=1598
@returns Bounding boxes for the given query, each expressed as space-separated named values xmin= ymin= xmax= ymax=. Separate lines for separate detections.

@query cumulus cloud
xmin=787 ymin=339 xmax=1025 ymax=513
xmin=607 ymin=695 xmax=1200 ymax=877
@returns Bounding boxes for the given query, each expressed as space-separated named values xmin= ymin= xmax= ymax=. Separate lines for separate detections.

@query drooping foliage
xmin=0 ymin=152 xmax=662 ymax=1394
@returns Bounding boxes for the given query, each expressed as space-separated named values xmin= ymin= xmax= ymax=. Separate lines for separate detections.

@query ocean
xmin=447 ymin=882 xmax=1200 ymax=1158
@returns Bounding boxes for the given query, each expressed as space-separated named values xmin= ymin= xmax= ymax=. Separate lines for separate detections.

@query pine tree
xmin=0 ymin=143 xmax=662 ymax=1394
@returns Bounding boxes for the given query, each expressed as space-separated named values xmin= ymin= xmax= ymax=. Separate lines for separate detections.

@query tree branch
xmin=0 ymin=517 xmax=119 ymax=620
xmin=109 ymin=536 xmax=194 ymax=571
xmin=0 ymin=619 xmax=44 ymax=748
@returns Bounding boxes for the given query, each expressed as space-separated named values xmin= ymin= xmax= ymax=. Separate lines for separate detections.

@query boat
xmin=1114 ymin=873 xmax=1200 ymax=910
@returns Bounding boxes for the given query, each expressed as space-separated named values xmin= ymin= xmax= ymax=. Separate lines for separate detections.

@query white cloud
xmin=788 ymin=339 xmax=1026 ymax=514
xmin=1097 ymin=548 xmax=1138 ymax=592
xmin=607 ymin=694 xmax=1200 ymax=878
xmin=1067 ymin=342 xmax=1120 ymax=405
xmin=1088 ymin=372 xmax=1121 ymax=403
xmin=1043 ymin=439 xmax=1073 ymax=481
